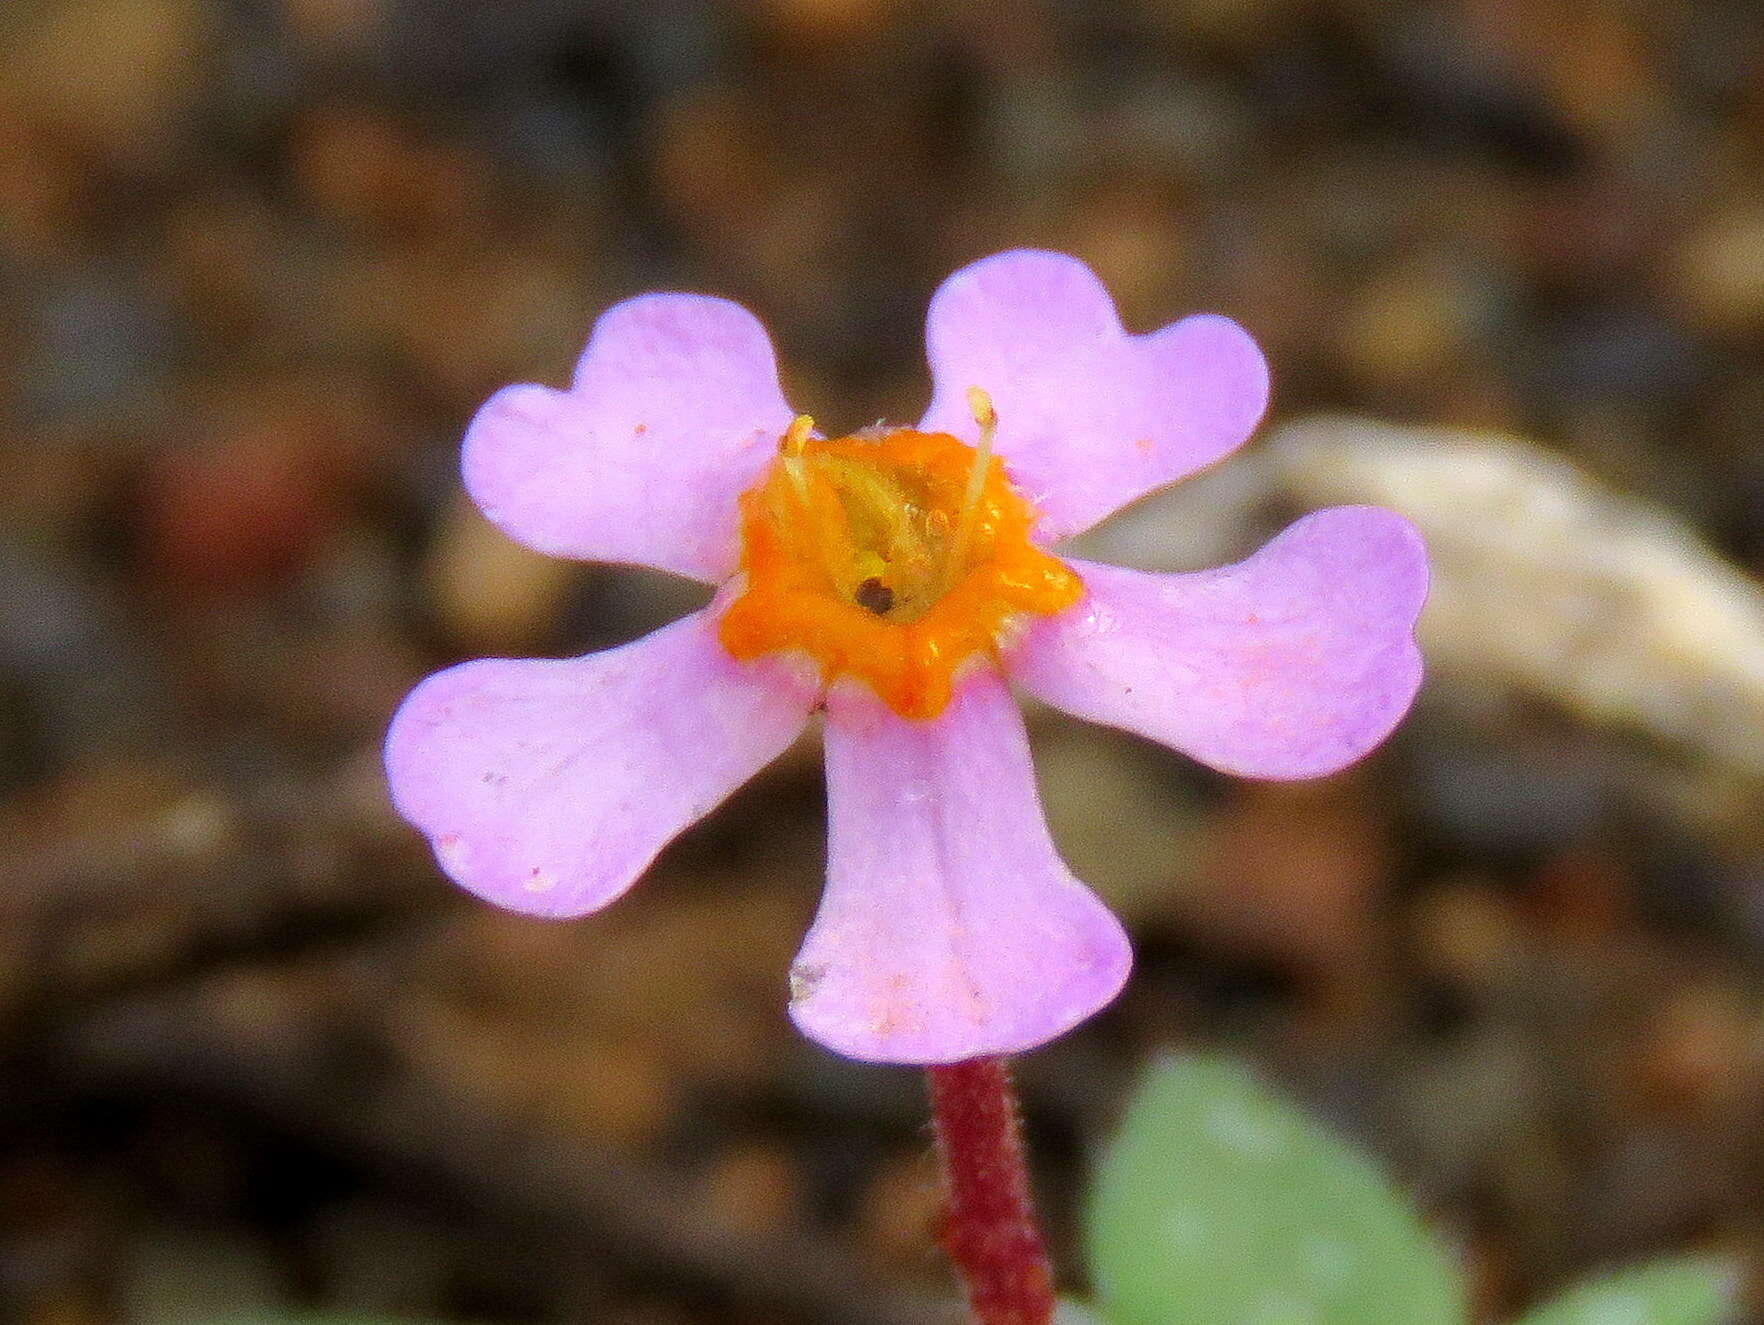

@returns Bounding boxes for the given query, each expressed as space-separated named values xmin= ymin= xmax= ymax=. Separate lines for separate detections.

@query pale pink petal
xmin=1012 ymin=507 xmax=1427 ymax=779
xmin=917 ymin=250 xmax=1269 ymax=542
xmin=461 ymin=294 xmax=795 ymax=581
xmin=789 ymin=669 xmax=1132 ymax=1064
xmin=384 ymin=609 xmax=816 ymax=918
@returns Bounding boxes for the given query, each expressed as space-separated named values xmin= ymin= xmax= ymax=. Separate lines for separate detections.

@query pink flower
xmin=384 ymin=250 xmax=1428 ymax=1065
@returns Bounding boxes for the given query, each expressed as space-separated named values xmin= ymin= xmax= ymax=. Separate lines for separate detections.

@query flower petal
xmin=1013 ymin=507 xmax=1428 ymax=779
xmin=789 ymin=669 xmax=1132 ymax=1064
xmin=384 ymin=609 xmax=816 ymax=918
xmin=461 ymin=293 xmax=795 ymax=581
xmin=917 ymin=250 xmax=1269 ymax=541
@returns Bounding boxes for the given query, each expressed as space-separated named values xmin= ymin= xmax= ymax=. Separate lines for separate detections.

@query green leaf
xmin=1086 ymin=1054 xmax=1466 ymax=1325
xmin=1516 ymin=1258 xmax=1737 ymax=1325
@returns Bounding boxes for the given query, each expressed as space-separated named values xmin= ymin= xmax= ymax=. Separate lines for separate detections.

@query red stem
xmin=926 ymin=1056 xmax=1057 ymax=1325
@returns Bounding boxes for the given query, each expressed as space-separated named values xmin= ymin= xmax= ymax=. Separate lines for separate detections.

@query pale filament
xmin=781 ymin=413 xmax=815 ymax=502
xmin=779 ymin=413 xmax=848 ymax=590
xmin=944 ymin=386 xmax=997 ymax=591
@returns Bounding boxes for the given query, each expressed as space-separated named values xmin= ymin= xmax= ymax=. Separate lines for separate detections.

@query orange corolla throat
xmin=717 ymin=391 xmax=1082 ymax=721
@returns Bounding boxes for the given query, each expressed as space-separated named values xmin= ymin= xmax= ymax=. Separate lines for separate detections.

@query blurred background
xmin=3 ymin=0 xmax=1764 ymax=1321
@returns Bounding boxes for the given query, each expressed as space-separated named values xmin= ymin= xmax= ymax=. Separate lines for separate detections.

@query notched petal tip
xmin=786 ymin=672 xmax=1133 ymax=1066
xmin=788 ymin=917 xmax=1133 ymax=1065
xmin=926 ymin=249 xmax=1125 ymax=347
xmin=1248 ymin=504 xmax=1428 ymax=780
xmin=1148 ymin=312 xmax=1273 ymax=456
xmin=571 ymin=290 xmax=784 ymax=393
xmin=382 ymin=657 xmax=624 ymax=920
xmin=1015 ymin=504 xmax=1430 ymax=782
xmin=456 ymin=291 xmax=795 ymax=582
xmin=382 ymin=610 xmax=816 ymax=921
xmin=458 ymin=382 xmax=575 ymax=552
xmin=919 ymin=249 xmax=1273 ymax=541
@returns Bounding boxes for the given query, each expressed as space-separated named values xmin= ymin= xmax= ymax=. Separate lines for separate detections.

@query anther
xmin=782 ymin=414 xmax=815 ymax=455
xmin=781 ymin=414 xmax=816 ymax=509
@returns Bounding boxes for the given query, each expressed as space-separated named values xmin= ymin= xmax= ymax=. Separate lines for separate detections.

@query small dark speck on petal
xmin=789 ymin=962 xmax=828 ymax=1003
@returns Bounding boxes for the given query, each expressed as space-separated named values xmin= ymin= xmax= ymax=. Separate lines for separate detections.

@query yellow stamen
xmin=719 ymin=406 xmax=1080 ymax=720
xmin=776 ymin=413 xmax=848 ymax=590
xmin=945 ymin=387 xmax=997 ymax=591
xmin=781 ymin=413 xmax=816 ymax=505
xmin=782 ymin=414 xmax=815 ymax=454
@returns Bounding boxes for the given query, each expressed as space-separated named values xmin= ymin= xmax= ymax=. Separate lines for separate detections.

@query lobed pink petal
xmin=1012 ymin=507 xmax=1428 ymax=779
xmin=917 ymin=250 xmax=1269 ymax=542
xmin=461 ymin=293 xmax=795 ymax=582
xmin=789 ymin=668 xmax=1132 ymax=1064
xmin=384 ymin=609 xmax=816 ymax=918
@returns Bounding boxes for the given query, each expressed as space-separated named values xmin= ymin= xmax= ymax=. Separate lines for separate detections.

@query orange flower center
xmin=718 ymin=395 xmax=1082 ymax=720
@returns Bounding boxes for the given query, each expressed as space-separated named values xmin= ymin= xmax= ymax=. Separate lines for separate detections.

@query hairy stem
xmin=926 ymin=1056 xmax=1056 ymax=1325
